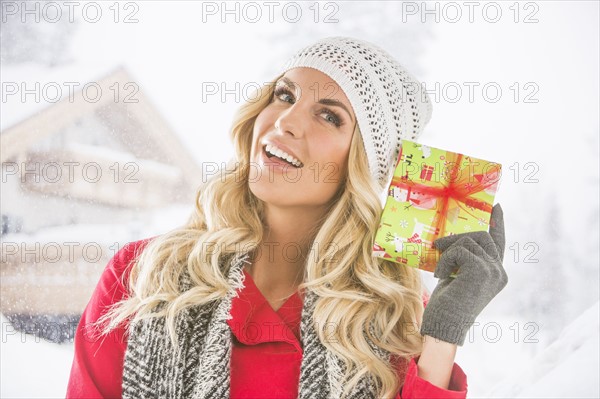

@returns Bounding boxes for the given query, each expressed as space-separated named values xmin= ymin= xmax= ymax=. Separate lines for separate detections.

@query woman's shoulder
xmin=112 ymin=236 xmax=157 ymax=269
xmin=101 ymin=236 xmax=159 ymax=293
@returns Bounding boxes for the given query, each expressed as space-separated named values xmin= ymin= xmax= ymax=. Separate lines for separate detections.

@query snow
xmin=65 ymin=142 xmax=181 ymax=179
xmin=4 ymin=221 xmax=140 ymax=246
xmin=0 ymin=313 xmax=74 ymax=398
xmin=65 ymin=142 xmax=139 ymax=162
xmin=1 ymin=62 xmax=121 ymax=131
xmin=0 ymin=204 xmax=191 ymax=397
xmin=486 ymin=301 xmax=600 ymax=398
xmin=2 ymin=203 xmax=192 ymax=245
xmin=1 ymin=302 xmax=597 ymax=397
xmin=1 ymin=1 xmax=598 ymax=396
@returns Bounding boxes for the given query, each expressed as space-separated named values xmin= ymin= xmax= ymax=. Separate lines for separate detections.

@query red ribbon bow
xmin=391 ymin=151 xmax=501 ymax=253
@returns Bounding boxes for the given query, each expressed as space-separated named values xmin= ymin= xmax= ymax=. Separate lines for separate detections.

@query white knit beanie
xmin=277 ymin=36 xmax=433 ymax=190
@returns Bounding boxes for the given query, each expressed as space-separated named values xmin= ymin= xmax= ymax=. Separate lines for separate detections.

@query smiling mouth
xmin=262 ymin=145 xmax=304 ymax=168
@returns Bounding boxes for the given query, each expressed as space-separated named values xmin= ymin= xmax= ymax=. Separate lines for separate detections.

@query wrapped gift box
xmin=373 ymin=139 xmax=502 ymax=274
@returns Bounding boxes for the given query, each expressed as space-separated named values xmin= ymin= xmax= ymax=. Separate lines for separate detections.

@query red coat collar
xmin=227 ymin=268 xmax=304 ymax=352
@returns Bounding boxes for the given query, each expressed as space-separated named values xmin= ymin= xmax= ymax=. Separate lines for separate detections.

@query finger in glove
xmin=433 ymin=203 xmax=505 ymax=262
xmin=433 ymin=235 xmax=502 ymax=280
xmin=488 ymin=203 xmax=506 ymax=263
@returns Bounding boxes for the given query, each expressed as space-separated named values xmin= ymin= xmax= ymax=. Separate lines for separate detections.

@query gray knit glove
xmin=420 ymin=203 xmax=508 ymax=346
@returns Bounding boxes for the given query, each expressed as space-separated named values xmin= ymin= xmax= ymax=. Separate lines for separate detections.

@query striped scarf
xmin=121 ymin=251 xmax=389 ymax=398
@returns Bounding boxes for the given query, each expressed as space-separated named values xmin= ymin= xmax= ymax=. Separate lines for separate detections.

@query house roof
xmin=0 ymin=64 xmax=203 ymax=191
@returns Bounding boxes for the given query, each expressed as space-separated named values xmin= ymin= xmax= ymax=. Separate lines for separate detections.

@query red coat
xmin=66 ymin=238 xmax=468 ymax=398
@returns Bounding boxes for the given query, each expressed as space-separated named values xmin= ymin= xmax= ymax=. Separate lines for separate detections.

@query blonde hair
xmin=96 ymin=73 xmax=425 ymax=398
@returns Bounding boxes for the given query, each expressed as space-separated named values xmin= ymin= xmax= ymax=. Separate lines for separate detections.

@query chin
xmin=249 ymin=181 xmax=290 ymax=204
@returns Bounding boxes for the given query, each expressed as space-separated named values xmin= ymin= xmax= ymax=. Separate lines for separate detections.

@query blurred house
xmin=0 ymin=66 xmax=202 ymax=340
xmin=1 ymin=66 xmax=201 ymax=231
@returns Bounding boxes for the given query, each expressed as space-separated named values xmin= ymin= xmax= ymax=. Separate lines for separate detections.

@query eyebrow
xmin=278 ymin=77 xmax=355 ymax=124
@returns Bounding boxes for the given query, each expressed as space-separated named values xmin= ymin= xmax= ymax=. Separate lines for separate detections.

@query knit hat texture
xmin=277 ymin=36 xmax=433 ymax=189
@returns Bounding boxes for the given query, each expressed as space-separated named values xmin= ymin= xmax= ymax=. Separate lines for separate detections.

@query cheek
xmin=314 ymin=139 xmax=350 ymax=172
xmin=251 ymin=112 xmax=269 ymax=152
xmin=255 ymin=105 xmax=276 ymax=128
xmin=253 ymin=113 xmax=265 ymax=137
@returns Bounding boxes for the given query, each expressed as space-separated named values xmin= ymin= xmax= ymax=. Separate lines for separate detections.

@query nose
xmin=274 ymin=103 xmax=305 ymax=138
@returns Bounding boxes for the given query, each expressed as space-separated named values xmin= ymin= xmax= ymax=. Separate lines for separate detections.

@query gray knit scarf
xmin=121 ymin=251 xmax=391 ymax=399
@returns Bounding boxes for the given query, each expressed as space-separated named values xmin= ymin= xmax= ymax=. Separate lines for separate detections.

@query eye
xmin=320 ymin=109 xmax=343 ymax=127
xmin=273 ymin=87 xmax=294 ymax=104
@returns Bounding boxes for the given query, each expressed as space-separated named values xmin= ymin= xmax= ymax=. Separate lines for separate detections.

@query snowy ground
xmin=1 ymin=313 xmax=74 ymax=398
xmin=486 ymin=301 xmax=600 ymax=398
xmin=2 ymin=301 xmax=598 ymax=397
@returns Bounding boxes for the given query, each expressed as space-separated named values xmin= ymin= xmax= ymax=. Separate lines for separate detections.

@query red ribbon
xmin=391 ymin=151 xmax=501 ymax=252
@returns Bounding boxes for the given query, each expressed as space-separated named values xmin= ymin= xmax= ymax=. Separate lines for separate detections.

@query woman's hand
xmin=419 ymin=203 xmax=508 ymax=346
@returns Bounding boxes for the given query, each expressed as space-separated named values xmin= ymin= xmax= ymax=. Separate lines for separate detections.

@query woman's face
xmin=249 ymin=67 xmax=356 ymax=210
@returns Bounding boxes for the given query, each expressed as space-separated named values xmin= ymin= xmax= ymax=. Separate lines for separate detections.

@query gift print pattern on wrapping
xmin=374 ymin=139 xmax=502 ymax=273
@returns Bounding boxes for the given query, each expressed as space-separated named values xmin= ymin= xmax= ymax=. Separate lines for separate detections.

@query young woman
xmin=67 ymin=36 xmax=508 ymax=399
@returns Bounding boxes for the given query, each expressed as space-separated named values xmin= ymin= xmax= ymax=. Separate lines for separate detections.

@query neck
xmin=248 ymin=204 xmax=327 ymax=293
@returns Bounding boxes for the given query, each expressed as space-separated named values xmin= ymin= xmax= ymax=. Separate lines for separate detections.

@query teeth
xmin=266 ymin=144 xmax=302 ymax=167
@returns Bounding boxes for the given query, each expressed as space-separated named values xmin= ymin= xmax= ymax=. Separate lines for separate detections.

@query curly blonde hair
xmin=96 ymin=73 xmax=425 ymax=399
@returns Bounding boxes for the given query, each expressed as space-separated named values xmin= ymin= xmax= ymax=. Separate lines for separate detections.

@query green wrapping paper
xmin=373 ymin=139 xmax=502 ymax=275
